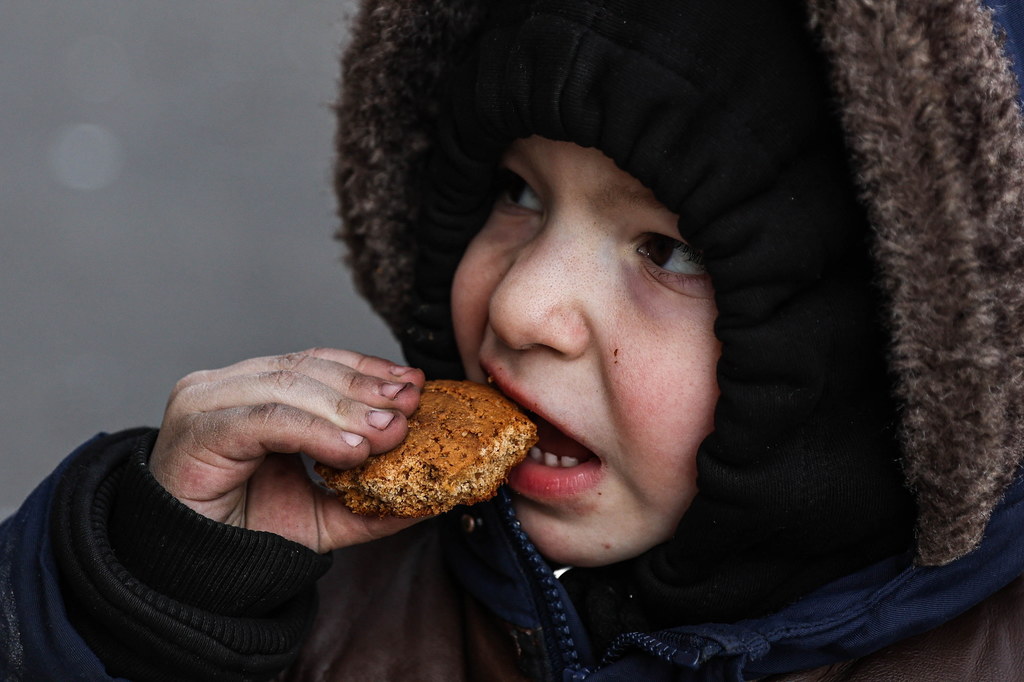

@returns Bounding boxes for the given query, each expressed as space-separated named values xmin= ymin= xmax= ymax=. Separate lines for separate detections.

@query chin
xmin=512 ymin=497 xmax=660 ymax=568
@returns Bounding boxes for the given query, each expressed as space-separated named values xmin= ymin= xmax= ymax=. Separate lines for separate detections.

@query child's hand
xmin=149 ymin=348 xmax=426 ymax=553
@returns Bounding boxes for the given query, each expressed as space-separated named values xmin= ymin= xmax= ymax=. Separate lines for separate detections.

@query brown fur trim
xmin=808 ymin=0 xmax=1024 ymax=564
xmin=333 ymin=0 xmax=486 ymax=334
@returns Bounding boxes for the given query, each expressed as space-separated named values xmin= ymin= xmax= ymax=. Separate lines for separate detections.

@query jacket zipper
xmin=495 ymin=492 xmax=592 ymax=680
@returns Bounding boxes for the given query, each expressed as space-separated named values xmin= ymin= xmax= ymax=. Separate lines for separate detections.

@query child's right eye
xmin=495 ymin=171 xmax=543 ymax=212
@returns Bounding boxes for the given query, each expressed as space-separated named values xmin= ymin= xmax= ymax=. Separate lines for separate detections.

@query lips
xmin=509 ymin=431 xmax=603 ymax=499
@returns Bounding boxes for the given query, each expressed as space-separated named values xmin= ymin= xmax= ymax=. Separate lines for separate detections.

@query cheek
xmin=611 ymin=290 xmax=720 ymax=418
xmin=609 ymin=311 xmax=720 ymax=500
xmin=629 ymin=341 xmax=718 ymax=440
xmin=451 ymin=243 xmax=498 ymax=380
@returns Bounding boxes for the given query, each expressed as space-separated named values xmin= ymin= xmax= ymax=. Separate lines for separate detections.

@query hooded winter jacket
xmin=2 ymin=1 xmax=1024 ymax=680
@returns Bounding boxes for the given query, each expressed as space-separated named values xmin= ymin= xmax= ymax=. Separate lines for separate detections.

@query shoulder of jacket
xmin=764 ymin=574 xmax=1024 ymax=682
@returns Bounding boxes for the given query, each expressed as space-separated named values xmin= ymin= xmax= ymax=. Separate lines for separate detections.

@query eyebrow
xmin=590 ymin=183 xmax=667 ymax=212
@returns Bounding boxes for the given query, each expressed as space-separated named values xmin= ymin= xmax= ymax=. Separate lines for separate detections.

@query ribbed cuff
xmin=109 ymin=434 xmax=330 ymax=616
xmin=51 ymin=428 xmax=331 ymax=682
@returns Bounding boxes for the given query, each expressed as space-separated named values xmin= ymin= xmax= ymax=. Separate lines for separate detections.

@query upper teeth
xmin=529 ymin=446 xmax=580 ymax=468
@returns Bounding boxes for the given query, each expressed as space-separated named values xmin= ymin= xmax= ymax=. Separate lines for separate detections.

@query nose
xmin=486 ymin=225 xmax=593 ymax=358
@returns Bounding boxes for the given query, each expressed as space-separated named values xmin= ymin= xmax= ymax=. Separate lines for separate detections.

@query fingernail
xmin=341 ymin=431 xmax=364 ymax=447
xmin=379 ymin=381 xmax=411 ymax=399
xmin=389 ymin=364 xmax=415 ymax=377
xmin=367 ymin=410 xmax=395 ymax=430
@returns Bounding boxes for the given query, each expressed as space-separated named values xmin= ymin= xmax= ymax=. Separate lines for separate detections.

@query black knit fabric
xmin=50 ymin=429 xmax=331 ymax=681
xmin=410 ymin=0 xmax=915 ymax=640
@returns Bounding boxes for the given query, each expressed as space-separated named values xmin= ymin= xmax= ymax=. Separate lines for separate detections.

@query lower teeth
xmin=529 ymin=446 xmax=580 ymax=468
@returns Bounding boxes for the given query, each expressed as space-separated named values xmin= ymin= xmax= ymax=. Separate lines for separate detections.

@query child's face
xmin=452 ymin=136 xmax=720 ymax=567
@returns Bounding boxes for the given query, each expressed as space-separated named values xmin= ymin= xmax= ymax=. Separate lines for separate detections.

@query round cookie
xmin=315 ymin=379 xmax=538 ymax=517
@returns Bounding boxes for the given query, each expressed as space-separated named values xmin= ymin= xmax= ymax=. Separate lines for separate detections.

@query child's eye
xmin=495 ymin=171 xmax=543 ymax=212
xmin=637 ymin=234 xmax=706 ymax=276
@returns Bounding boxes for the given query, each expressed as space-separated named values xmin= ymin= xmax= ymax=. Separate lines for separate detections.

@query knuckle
xmin=342 ymin=370 xmax=365 ymax=395
xmin=166 ymin=380 xmax=212 ymax=414
xmin=352 ymin=354 xmax=379 ymax=374
xmin=249 ymin=402 xmax=283 ymax=426
xmin=333 ymin=396 xmax=357 ymax=419
xmin=180 ymin=368 xmax=210 ymax=384
xmin=169 ymin=381 xmax=200 ymax=407
xmin=302 ymin=412 xmax=322 ymax=433
xmin=264 ymin=369 xmax=302 ymax=391
xmin=170 ymin=369 xmax=209 ymax=399
xmin=277 ymin=351 xmax=310 ymax=372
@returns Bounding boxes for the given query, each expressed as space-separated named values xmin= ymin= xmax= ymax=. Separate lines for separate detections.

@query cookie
xmin=315 ymin=379 xmax=537 ymax=517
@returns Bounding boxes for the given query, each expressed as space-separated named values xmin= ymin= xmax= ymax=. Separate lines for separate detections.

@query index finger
xmin=298 ymin=348 xmax=426 ymax=387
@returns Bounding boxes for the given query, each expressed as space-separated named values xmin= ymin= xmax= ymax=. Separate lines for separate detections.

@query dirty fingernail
xmin=341 ymin=431 xmax=364 ymax=447
xmin=367 ymin=410 xmax=395 ymax=430
xmin=379 ymin=381 xmax=411 ymax=399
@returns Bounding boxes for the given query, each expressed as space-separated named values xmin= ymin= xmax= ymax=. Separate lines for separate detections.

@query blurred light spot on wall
xmin=66 ymin=35 xmax=131 ymax=104
xmin=48 ymin=123 xmax=124 ymax=191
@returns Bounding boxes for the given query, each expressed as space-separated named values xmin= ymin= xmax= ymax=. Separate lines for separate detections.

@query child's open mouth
xmin=508 ymin=412 xmax=603 ymax=499
xmin=527 ymin=415 xmax=597 ymax=468
xmin=485 ymin=374 xmax=605 ymax=498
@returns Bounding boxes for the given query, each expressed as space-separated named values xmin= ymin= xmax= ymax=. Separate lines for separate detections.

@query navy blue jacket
xmin=1 ymin=435 xmax=122 ymax=680
xmin=446 ymin=480 xmax=1024 ymax=679
xmin=3 ymin=430 xmax=1024 ymax=681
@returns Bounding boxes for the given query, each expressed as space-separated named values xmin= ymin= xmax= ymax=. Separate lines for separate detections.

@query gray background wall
xmin=0 ymin=1 xmax=403 ymax=517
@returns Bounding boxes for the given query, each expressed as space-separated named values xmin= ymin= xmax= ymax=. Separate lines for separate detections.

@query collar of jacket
xmin=443 ymin=471 xmax=1024 ymax=680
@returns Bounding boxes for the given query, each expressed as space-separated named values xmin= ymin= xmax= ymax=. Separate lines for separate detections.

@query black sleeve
xmin=50 ymin=429 xmax=332 ymax=682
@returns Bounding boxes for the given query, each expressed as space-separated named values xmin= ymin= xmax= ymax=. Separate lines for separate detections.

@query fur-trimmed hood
xmin=333 ymin=0 xmax=1024 ymax=572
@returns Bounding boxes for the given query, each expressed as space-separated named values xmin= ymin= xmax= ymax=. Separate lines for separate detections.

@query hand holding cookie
xmin=148 ymin=348 xmax=427 ymax=552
